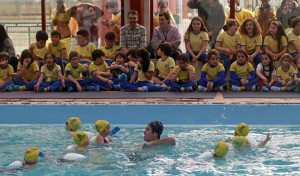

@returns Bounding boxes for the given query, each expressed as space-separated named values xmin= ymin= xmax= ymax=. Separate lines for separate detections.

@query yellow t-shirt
xmin=0 ymin=64 xmax=14 ymax=83
xmin=48 ymin=41 xmax=67 ymax=59
xmin=173 ymin=65 xmax=195 ymax=82
xmin=287 ymin=30 xmax=300 ymax=54
xmin=226 ymin=8 xmax=255 ymax=26
xmin=156 ymin=56 xmax=175 ymax=79
xmin=40 ymin=64 xmax=61 ymax=82
xmin=64 ymin=63 xmax=86 ymax=80
xmin=277 ymin=66 xmax=296 ymax=82
xmin=230 ymin=61 xmax=254 ymax=79
xmin=17 ymin=62 xmax=39 ymax=82
xmin=89 ymin=61 xmax=110 ymax=79
xmin=202 ymin=62 xmax=225 ymax=81
xmin=30 ymin=42 xmax=49 ymax=62
xmin=99 ymin=45 xmax=120 ymax=61
xmin=216 ymin=31 xmax=240 ymax=55
xmin=111 ymin=12 xmax=121 ymax=43
xmin=263 ymin=35 xmax=288 ymax=54
xmin=72 ymin=43 xmax=96 ymax=63
xmin=240 ymin=34 xmax=262 ymax=54
xmin=51 ymin=9 xmax=71 ymax=39
xmin=184 ymin=31 xmax=209 ymax=53
xmin=134 ymin=61 xmax=154 ymax=82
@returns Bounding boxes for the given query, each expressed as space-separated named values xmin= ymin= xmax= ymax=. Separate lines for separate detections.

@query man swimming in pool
xmin=142 ymin=120 xmax=176 ymax=148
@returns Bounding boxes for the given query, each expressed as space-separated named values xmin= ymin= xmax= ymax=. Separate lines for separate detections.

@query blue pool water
xmin=0 ymin=125 xmax=299 ymax=175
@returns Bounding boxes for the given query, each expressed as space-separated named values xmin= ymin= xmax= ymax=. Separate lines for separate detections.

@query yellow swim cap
xmin=235 ymin=123 xmax=250 ymax=136
xmin=94 ymin=120 xmax=109 ymax=134
xmin=214 ymin=141 xmax=228 ymax=157
xmin=24 ymin=147 xmax=39 ymax=165
xmin=232 ymin=136 xmax=248 ymax=148
xmin=68 ymin=117 xmax=81 ymax=131
xmin=73 ymin=131 xmax=89 ymax=146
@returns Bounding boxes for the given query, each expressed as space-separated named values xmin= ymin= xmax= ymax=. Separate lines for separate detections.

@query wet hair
xmin=239 ymin=18 xmax=261 ymax=36
xmin=20 ymin=49 xmax=33 ymax=65
xmin=127 ymin=47 xmax=138 ymax=58
xmin=0 ymin=24 xmax=9 ymax=51
xmin=105 ymin=31 xmax=115 ymax=41
xmin=266 ymin=21 xmax=288 ymax=54
xmin=279 ymin=53 xmax=293 ymax=65
xmin=236 ymin=49 xmax=248 ymax=59
xmin=92 ymin=49 xmax=105 ymax=61
xmin=115 ymin=51 xmax=127 ymax=61
xmin=0 ymin=52 xmax=10 ymax=61
xmin=261 ymin=51 xmax=274 ymax=81
xmin=51 ymin=30 xmax=61 ymax=39
xmin=69 ymin=51 xmax=79 ymax=60
xmin=77 ymin=29 xmax=89 ymax=38
xmin=136 ymin=48 xmax=150 ymax=72
xmin=148 ymin=121 xmax=164 ymax=139
xmin=223 ymin=19 xmax=239 ymax=31
xmin=157 ymin=43 xmax=171 ymax=56
xmin=291 ymin=16 xmax=300 ymax=28
xmin=128 ymin=10 xmax=139 ymax=18
xmin=206 ymin=49 xmax=220 ymax=62
xmin=44 ymin=52 xmax=56 ymax=63
xmin=158 ymin=0 xmax=168 ymax=6
xmin=159 ymin=12 xmax=170 ymax=21
xmin=36 ymin=30 xmax=48 ymax=41
xmin=185 ymin=16 xmax=208 ymax=37
xmin=177 ymin=53 xmax=189 ymax=63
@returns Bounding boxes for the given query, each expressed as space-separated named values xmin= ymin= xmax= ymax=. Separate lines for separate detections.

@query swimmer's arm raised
xmin=142 ymin=137 xmax=176 ymax=149
xmin=256 ymin=133 xmax=271 ymax=147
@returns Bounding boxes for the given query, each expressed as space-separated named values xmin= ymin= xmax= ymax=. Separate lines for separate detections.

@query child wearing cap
xmin=73 ymin=131 xmax=90 ymax=151
xmin=197 ymin=141 xmax=228 ymax=159
xmin=65 ymin=117 xmax=81 ymax=135
xmin=94 ymin=120 xmax=112 ymax=145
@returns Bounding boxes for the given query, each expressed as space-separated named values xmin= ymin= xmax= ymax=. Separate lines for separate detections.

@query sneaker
xmin=231 ymin=85 xmax=240 ymax=92
xmin=218 ymin=86 xmax=224 ymax=92
xmin=44 ymin=87 xmax=50 ymax=92
xmin=141 ymin=86 xmax=148 ymax=92
xmin=7 ymin=86 xmax=13 ymax=92
xmin=67 ymin=86 xmax=74 ymax=92
xmin=198 ymin=85 xmax=206 ymax=92
xmin=180 ymin=87 xmax=185 ymax=92
xmin=13 ymin=85 xmax=20 ymax=91
xmin=271 ymin=86 xmax=280 ymax=92
xmin=94 ymin=85 xmax=100 ymax=91
xmin=113 ymin=84 xmax=121 ymax=91
xmin=261 ymin=86 xmax=269 ymax=92
xmin=186 ymin=86 xmax=193 ymax=92
xmin=119 ymin=73 xmax=127 ymax=83
xmin=250 ymin=85 xmax=256 ymax=91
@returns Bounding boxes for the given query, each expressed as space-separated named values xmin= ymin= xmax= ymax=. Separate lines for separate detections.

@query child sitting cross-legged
xmin=109 ymin=51 xmax=129 ymax=91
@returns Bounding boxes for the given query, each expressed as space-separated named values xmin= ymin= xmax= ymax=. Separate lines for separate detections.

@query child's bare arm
xmin=144 ymin=71 xmax=153 ymax=80
xmin=58 ymin=71 xmax=65 ymax=88
xmin=257 ymin=133 xmax=271 ymax=147
xmin=130 ymin=71 xmax=138 ymax=83
xmin=188 ymin=66 xmax=194 ymax=81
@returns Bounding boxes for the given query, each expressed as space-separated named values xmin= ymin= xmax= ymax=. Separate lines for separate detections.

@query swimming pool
xmin=0 ymin=103 xmax=299 ymax=175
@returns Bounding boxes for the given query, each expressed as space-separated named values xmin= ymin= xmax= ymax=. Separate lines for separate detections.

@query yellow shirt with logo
xmin=99 ymin=45 xmax=120 ymax=61
xmin=72 ymin=43 xmax=96 ymax=63
xmin=0 ymin=64 xmax=14 ymax=83
xmin=263 ymin=35 xmax=288 ymax=54
xmin=41 ymin=64 xmax=61 ymax=82
xmin=226 ymin=8 xmax=255 ymax=26
xmin=202 ymin=62 xmax=225 ymax=81
xmin=216 ymin=31 xmax=240 ymax=55
xmin=240 ymin=34 xmax=262 ymax=54
xmin=184 ymin=31 xmax=209 ymax=53
xmin=287 ymin=30 xmax=300 ymax=54
xmin=277 ymin=66 xmax=296 ymax=82
xmin=134 ymin=61 xmax=154 ymax=82
xmin=48 ymin=41 xmax=67 ymax=59
xmin=89 ymin=61 xmax=110 ymax=78
xmin=173 ymin=65 xmax=195 ymax=82
xmin=17 ymin=62 xmax=39 ymax=82
xmin=156 ymin=56 xmax=175 ymax=79
xmin=30 ymin=42 xmax=49 ymax=62
xmin=64 ymin=63 xmax=86 ymax=80
xmin=230 ymin=61 xmax=254 ymax=79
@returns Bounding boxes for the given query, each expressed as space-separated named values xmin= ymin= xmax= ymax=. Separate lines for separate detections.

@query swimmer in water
xmin=142 ymin=120 xmax=176 ymax=148
xmin=197 ymin=141 xmax=228 ymax=159
xmin=94 ymin=120 xmax=112 ymax=145
xmin=65 ymin=117 xmax=81 ymax=135
xmin=73 ymin=131 xmax=90 ymax=151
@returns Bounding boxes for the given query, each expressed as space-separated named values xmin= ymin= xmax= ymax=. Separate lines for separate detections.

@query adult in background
xmin=255 ymin=0 xmax=276 ymax=37
xmin=0 ymin=25 xmax=17 ymax=72
xmin=120 ymin=10 xmax=146 ymax=52
xmin=151 ymin=12 xmax=181 ymax=60
xmin=276 ymin=0 xmax=300 ymax=30
xmin=187 ymin=0 xmax=225 ymax=44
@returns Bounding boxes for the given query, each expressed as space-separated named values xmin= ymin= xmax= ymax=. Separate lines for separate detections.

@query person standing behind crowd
xmin=255 ymin=0 xmax=276 ymax=37
xmin=151 ymin=12 xmax=181 ymax=60
xmin=287 ymin=17 xmax=300 ymax=58
xmin=52 ymin=0 xmax=72 ymax=39
xmin=120 ymin=10 xmax=146 ymax=52
xmin=225 ymin=0 xmax=254 ymax=27
xmin=0 ymin=24 xmax=17 ymax=72
xmin=153 ymin=0 xmax=176 ymax=29
xmin=187 ymin=0 xmax=225 ymax=44
xmin=276 ymin=0 xmax=300 ymax=30
xmin=184 ymin=16 xmax=209 ymax=64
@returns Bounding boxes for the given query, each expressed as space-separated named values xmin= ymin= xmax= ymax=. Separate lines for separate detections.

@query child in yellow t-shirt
xmin=0 ymin=52 xmax=14 ymax=92
xmin=29 ymin=30 xmax=49 ymax=68
xmin=127 ymin=47 xmax=138 ymax=78
xmin=165 ymin=53 xmax=196 ymax=92
xmin=287 ymin=17 xmax=300 ymax=58
xmin=109 ymin=51 xmax=129 ymax=91
xmin=99 ymin=32 xmax=120 ymax=66
xmin=48 ymin=30 xmax=68 ymax=71
xmin=13 ymin=49 xmax=40 ymax=91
